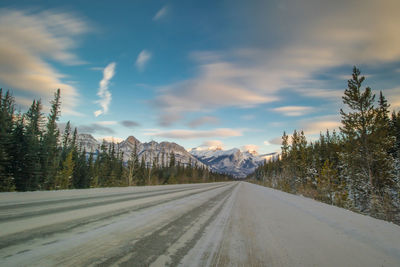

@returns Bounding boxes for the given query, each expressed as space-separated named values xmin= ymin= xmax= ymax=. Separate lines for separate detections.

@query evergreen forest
xmin=0 ymin=89 xmax=232 ymax=192
xmin=251 ymin=67 xmax=400 ymax=224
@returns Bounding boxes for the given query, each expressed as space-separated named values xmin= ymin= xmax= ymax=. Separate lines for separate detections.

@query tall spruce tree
xmin=11 ymin=115 xmax=28 ymax=191
xmin=24 ymin=100 xmax=44 ymax=190
xmin=42 ymin=89 xmax=61 ymax=189
xmin=339 ymin=67 xmax=376 ymax=212
xmin=0 ymin=89 xmax=16 ymax=191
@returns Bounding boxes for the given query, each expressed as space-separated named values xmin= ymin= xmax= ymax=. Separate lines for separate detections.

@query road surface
xmin=0 ymin=182 xmax=399 ymax=266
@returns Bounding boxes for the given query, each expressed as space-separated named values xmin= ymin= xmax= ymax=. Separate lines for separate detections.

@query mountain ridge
xmin=77 ymin=133 xmax=279 ymax=178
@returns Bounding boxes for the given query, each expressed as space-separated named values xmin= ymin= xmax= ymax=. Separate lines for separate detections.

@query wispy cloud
xmin=144 ymin=128 xmax=242 ymax=139
xmin=153 ymin=0 xmax=400 ymax=125
xmin=0 ymin=8 xmax=88 ymax=115
xmin=187 ymin=116 xmax=220 ymax=128
xmin=94 ymin=62 xmax=116 ymax=117
xmin=153 ymin=6 xmax=168 ymax=21
xmin=271 ymin=106 xmax=314 ymax=116
xmin=135 ymin=50 xmax=152 ymax=71
xmin=154 ymin=60 xmax=277 ymax=126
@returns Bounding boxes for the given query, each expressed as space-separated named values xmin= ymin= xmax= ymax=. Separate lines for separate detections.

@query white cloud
xmin=96 ymin=120 xmax=117 ymax=126
xmin=153 ymin=6 xmax=168 ymax=21
xmin=0 ymin=9 xmax=88 ymax=115
xmin=202 ymin=140 xmax=224 ymax=149
xmin=271 ymin=106 xmax=314 ymax=116
xmin=300 ymin=115 xmax=341 ymax=135
xmin=263 ymin=140 xmax=271 ymax=146
xmin=241 ymin=144 xmax=259 ymax=153
xmin=97 ymin=136 xmax=124 ymax=143
xmin=192 ymin=140 xmax=225 ymax=151
xmin=94 ymin=62 xmax=116 ymax=117
xmin=135 ymin=50 xmax=152 ymax=71
xmin=144 ymin=128 xmax=242 ymax=139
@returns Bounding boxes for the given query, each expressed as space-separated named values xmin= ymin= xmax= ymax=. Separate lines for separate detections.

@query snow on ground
xmin=1 ymin=182 xmax=399 ymax=266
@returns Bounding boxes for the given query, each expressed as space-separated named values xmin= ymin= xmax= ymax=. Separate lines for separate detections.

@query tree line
xmin=250 ymin=67 xmax=400 ymax=224
xmin=0 ymin=89 xmax=232 ymax=192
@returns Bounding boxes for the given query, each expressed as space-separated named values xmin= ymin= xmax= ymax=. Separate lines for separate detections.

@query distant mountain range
xmin=77 ymin=134 xmax=205 ymax=168
xmin=77 ymin=134 xmax=278 ymax=178
xmin=189 ymin=147 xmax=278 ymax=178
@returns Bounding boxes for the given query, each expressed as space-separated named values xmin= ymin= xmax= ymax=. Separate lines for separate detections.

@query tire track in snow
xmin=0 ymin=183 xmax=229 ymax=250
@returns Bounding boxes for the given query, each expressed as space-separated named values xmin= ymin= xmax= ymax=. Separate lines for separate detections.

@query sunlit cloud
xmin=153 ymin=5 xmax=168 ymax=21
xmin=94 ymin=62 xmax=116 ymax=117
xmin=135 ymin=50 xmax=152 ymax=71
xmin=271 ymin=106 xmax=314 ymax=116
xmin=0 ymin=8 xmax=88 ymax=115
xmin=144 ymin=128 xmax=242 ymax=139
xmin=191 ymin=140 xmax=225 ymax=151
xmin=96 ymin=120 xmax=117 ymax=126
xmin=241 ymin=144 xmax=259 ymax=153
xmin=202 ymin=140 xmax=224 ymax=149
xmin=300 ymin=115 xmax=341 ymax=135
xmin=263 ymin=140 xmax=271 ymax=146
xmin=97 ymin=136 xmax=124 ymax=143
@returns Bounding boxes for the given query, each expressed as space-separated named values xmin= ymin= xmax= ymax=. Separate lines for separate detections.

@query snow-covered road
xmin=1 ymin=182 xmax=399 ymax=266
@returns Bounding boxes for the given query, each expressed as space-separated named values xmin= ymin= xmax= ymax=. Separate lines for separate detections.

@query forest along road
xmin=1 ymin=182 xmax=400 ymax=266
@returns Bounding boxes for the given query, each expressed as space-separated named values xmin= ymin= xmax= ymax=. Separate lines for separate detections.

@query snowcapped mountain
xmin=190 ymin=147 xmax=279 ymax=178
xmin=77 ymin=134 xmax=205 ymax=168
xmin=77 ymin=134 xmax=100 ymax=152
xmin=77 ymin=133 xmax=279 ymax=177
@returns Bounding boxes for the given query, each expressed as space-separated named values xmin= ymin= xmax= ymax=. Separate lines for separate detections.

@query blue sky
xmin=1 ymin=0 xmax=400 ymax=154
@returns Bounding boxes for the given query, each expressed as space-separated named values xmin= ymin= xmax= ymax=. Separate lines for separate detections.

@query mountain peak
xmin=190 ymin=146 xmax=264 ymax=178
xmin=126 ymin=135 xmax=141 ymax=145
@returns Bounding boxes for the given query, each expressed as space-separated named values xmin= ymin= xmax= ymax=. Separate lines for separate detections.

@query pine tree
xmin=24 ymin=100 xmax=44 ymax=190
xmin=11 ymin=115 xmax=28 ymax=191
xmin=88 ymin=152 xmax=97 ymax=187
xmin=169 ymin=152 xmax=176 ymax=167
xmin=42 ymin=89 xmax=61 ymax=189
xmin=127 ymin=150 xmax=136 ymax=186
xmin=317 ymin=160 xmax=338 ymax=204
xmin=370 ymin=92 xmax=397 ymax=220
xmin=339 ymin=67 xmax=376 ymax=213
xmin=0 ymin=89 xmax=16 ymax=191
xmin=55 ymin=150 xmax=74 ymax=189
